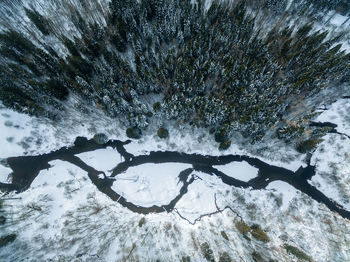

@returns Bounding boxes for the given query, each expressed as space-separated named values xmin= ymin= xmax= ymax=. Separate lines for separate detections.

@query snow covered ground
xmin=1 ymin=104 xmax=350 ymax=261
xmin=123 ymin=126 xmax=306 ymax=172
xmin=175 ymin=171 xmax=233 ymax=223
xmin=214 ymin=161 xmax=258 ymax=182
xmin=0 ymin=107 xmax=37 ymax=158
xmin=76 ymin=147 xmax=123 ymax=172
xmin=311 ymin=98 xmax=350 ymax=210
xmin=111 ymin=163 xmax=191 ymax=207
xmin=315 ymin=98 xmax=350 ymax=137
xmin=0 ymin=100 xmax=124 ymax=159
xmin=266 ymin=181 xmax=298 ymax=211
xmin=2 ymin=159 xmax=349 ymax=261
xmin=0 ymin=164 xmax=11 ymax=183
xmin=321 ymin=12 xmax=350 ymax=53
xmin=311 ymin=134 xmax=350 ymax=210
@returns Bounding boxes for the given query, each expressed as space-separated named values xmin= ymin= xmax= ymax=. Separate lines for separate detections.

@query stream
xmin=1 ymin=136 xmax=349 ymax=220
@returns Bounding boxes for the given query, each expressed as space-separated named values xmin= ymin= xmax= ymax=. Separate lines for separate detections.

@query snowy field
xmin=266 ymin=181 xmax=298 ymax=211
xmin=1 ymin=104 xmax=350 ymax=261
xmin=0 ymin=107 xmax=37 ymax=158
xmin=122 ymin=127 xmax=306 ymax=172
xmin=111 ymin=163 xmax=191 ymax=207
xmin=311 ymin=134 xmax=350 ymax=210
xmin=214 ymin=161 xmax=258 ymax=182
xmin=76 ymin=147 xmax=123 ymax=171
xmin=175 ymin=171 xmax=233 ymax=224
xmin=311 ymin=98 xmax=350 ymax=210
xmin=315 ymin=98 xmax=350 ymax=137
xmin=2 ymin=158 xmax=349 ymax=261
xmin=0 ymin=0 xmax=349 ymax=260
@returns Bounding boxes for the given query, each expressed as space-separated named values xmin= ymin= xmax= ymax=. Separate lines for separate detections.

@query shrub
xmin=200 ymin=242 xmax=215 ymax=262
xmin=67 ymin=56 xmax=93 ymax=77
xmin=250 ymin=224 xmax=270 ymax=242
xmin=45 ymin=79 xmax=69 ymax=100
xmin=157 ymin=128 xmax=169 ymax=139
xmin=214 ymin=128 xmax=227 ymax=143
xmin=296 ymin=139 xmax=323 ymax=153
xmin=0 ymin=30 xmax=35 ymax=54
xmin=153 ymin=102 xmax=161 ymax=111
xmin=220 ymin=231 xmax=229 ymax=241
xmin=181 ymin=256 xmax=191 ymax=262
xmin=0 ymin=234 xmax=16 ymax=247
xmin=0 ymin=86 xmax=46 ymax=116
xmin=138 ymin=217 xmax=146 ymax=227
xmin=93 ymin=133 xmax=108 ymax=144
xmin=235 ymin=220 xmax=250 ymax=235
xmin=277 ymin=125 xmax=305 ymax=141
xmin=284 ymin=244 xmax=312 ymax=261
xmin=126 ymin=127 xmax=142 ymax=139
xmin=219 ymin=140 xmax=231 ymax=150
xmin=218 ymin=252 xmax=232 ymax=262
xmin=251 ymin=251 xmax=264 ymax=262
xmin=111 ymin=33 xmax=127 ymax=53
xmin=63 ymin=37 xmax=80 ymax=57
xmin=74 ymin=137 xmax=88 ymax=147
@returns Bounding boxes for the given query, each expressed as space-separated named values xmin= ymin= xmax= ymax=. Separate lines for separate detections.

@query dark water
xmin=1 ymin=136 xmax=349 ymax=220
xmin=310 ymin=121 xmax=350 ymax=139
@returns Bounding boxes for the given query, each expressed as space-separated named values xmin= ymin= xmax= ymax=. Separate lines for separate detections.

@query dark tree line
xmin=0 ymin=0 xmax=349 ymax=147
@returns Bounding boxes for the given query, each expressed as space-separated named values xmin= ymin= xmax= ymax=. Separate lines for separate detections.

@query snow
xmin=175 ymin=178 xmax=218 ymax=223
xmin=123 ymin=126 xmax=305 ymax=172
xmin=175 ymin=171 xmax=232 ymax=223
xmin=329 ymin=14 xmax=349 ymax=27
xmin=0 ymin=101 xmax=305 ymax=174
xmin=309 ymin=97 xmax=350 ymax=210
xmin=315 ymin=98 xmax=350 ymax=137
xmin=266 ymin=181 xmax=298 ymax=210
xmin=111 ymin=163 xmax=191 ymax=207
xmin=0 ymin=108 xmax=34 ymax=158
xmin=75 ymin=147 xmax=123 ymax=172
xmin=1 ymin=123 xmax=349 ymax=261
xmin=31 ymin=160 xmax=86 ymax=188
xmin=214 ymin=161 xmax=258 ymax=182
xmin=310 ymin=134 xmax=350 ymax=210
xmin=0 ymin=165 xmax=12 ymax=183
xmin=0 ymin=1 xmax=350 ymax=261
xmin=0 ymin=98 xmax=126 ymax=158
xmin=29 ymin=160 xmax=89 ymax=223
xmin=314 ymin=12 xmax=350 ymax=53
xmin=1 ymin=99 xmax=350 ymax=261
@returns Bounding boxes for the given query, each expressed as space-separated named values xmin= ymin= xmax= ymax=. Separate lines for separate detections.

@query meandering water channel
xmin=1 ymin=136 xmax=349 ymax=220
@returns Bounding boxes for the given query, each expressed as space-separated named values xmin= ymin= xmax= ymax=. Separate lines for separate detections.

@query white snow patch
xmin=21 ymin=160 xmax=90 ymax=229
xmin=75 ymin=147 xmax=122 ymax=171
xmin=315 ymin=98 xmax=350 ymax=137
xmin=111 ymin=163 xmax=191 ymax=207
xmin=311 ymin=173 xmax=347 ymax=207
xmin=311 ymin=134 xmax=350 ymax=210
xmin=214 ymin=161 xmax=258 ymax=182
xmin=266 ymin=181 xmax=298 ymax=210
xmin=31 ymin=160 xmax=86 ymax=188
xmin=175 ymin=171 xmax=231 ymax=223
xmin=330 ymin=14 xmax=349 ymax=27
xmin=0 ymin=108 xmax=34 ymax=158
xmin=0 ymin=165 xmax=12 ymax=183
xmin=123 ymin=129 xmax=305 ymax=172
xmin=175 ymin=179 xmax=218 ymax=223
xmin=0 ymin=98 xmax=126 ymax=158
